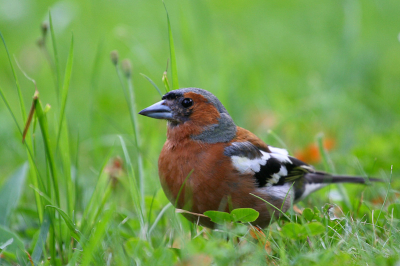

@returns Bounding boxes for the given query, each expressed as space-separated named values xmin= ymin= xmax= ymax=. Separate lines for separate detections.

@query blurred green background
xmin=1 ymin=0 xmax=400 ymax=264
xmin=1 ymin=0 xmax=399 ymax=197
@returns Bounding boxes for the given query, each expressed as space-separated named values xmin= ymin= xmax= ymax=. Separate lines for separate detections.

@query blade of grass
xmin=162 ymin=70 xmax=170 ymax=92
xmin=0 ymin=225 xmax=25 ymax=255
xmin=49 ymin=222 xmax=57 ymax=266
xmin=119 ymin=136 xmax=145 ymax=237
xmin=0 ymin=163 xmax=29 ymax=226
xmin=267 ymin=130 xmax=289 ymax=151
xmin=49 ymin=11 xmax=61 ymax=99
xmin=51 ymin=33 xmax=75 ymax=233
xmin=147 ymin=190 xmax=157 ymax=229
xmin=29 ymin=185 xmax=54 ymax=205
xmin=148 ymin=203 xmax=172 ymax=237
xmin=316 ymin=133 xmax=335 ymax=173
xmin=125 ymin=64 xmax=146 ymax=222
xmin=374 ymin=165 xmax=393 ymax=228
xmin=13 ymin=56 xmax=39 ymax=143
xmin=317 ymin=133 xmax=351 ymax=210
xmin=74 ymin=131 xmax=81 ymax=213
xmin=0 ymin=31 xmax=26 ymax=120
xmin=45 ymin=205 xmax=82 ymax=242
xmin=31 ymin=212 xmax=50 ymax=265
xmin=0 ymin=86 xmax=22 ymax=135
xmin=280 ymin=182 xmax=295 ymax=211
xmin=113 ymin=58 xmax=147 ymax=226
xmin=0 ymin=238 xmax=14 ymax=251
xmin=1 ymin=34 xmax=43 ymax=221
xmin=0 ymin=86 xmax=44 ymax=222
xmin=90 ymin=181 xmax=113 ymax=232
xmin=163 ymin=1 xmax=179 ymax=90
xmin=34 ymin=93 xmax=65 ymax=261
xmin=81 ymin=148 xmax=114 ymax=229
xmin=140 ymin=73 xmax=163 ymax=96
xmin=79 ymin=209 xmax=114 ymax=266
xmin=249 ymin=193 xmax=292 ymax=222
xmin=15 ymin=58 xmax=58 ymax=214
xmin=53 ymin=118 xmax=74 ymax=255
xmin=34 ymin=92 xmax=60 ymax=207
xmin=56 ymin=33 xmax=74 ymax=150
xmin=59 ymin=121 xmax=74 ymax=215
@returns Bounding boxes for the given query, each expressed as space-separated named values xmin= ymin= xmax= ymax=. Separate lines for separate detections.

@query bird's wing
xmin=224 ymin=141 xmax=321 ymax=200
xmin=224 ymin=141 xmax=382 ymax=201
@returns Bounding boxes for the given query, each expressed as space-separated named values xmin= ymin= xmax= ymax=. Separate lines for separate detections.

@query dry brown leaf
xmin=250 ymin=226 xmax=266 ymax=240
xmin=175 ymin=209 xmax=207 ymax=217
xmin=172 ymin=238 xmax=181 ymax=249
xmin=293 ymin=205 xmax=303 ymax=215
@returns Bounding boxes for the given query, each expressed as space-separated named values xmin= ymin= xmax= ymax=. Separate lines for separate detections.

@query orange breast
xmin=158 ymin=134 xmax=282 ymax=228
xmin=158 ymin=140 xmax=233 ymax=211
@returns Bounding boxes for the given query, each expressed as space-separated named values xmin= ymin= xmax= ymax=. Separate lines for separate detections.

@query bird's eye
xmin=181 ymin=98 xmax=193 ymax=108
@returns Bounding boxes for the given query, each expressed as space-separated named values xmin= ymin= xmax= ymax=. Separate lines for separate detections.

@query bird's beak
xmin=138 ymin=100 xmax=173 ymax=120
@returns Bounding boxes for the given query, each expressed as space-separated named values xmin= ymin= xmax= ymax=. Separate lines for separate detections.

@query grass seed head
xmin=121 ymin=59 xmax=132 ymax=78
xmin=37 ymin=38 xmax=45 ymax=47
xmin=110 ymin=50 xmax=119 ymax=66
xmin=41 ymin=22 xmax=49 ymax=37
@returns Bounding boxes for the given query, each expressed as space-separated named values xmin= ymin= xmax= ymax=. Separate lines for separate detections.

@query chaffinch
xmin=139 ymin=88 xmax=381 ymax=228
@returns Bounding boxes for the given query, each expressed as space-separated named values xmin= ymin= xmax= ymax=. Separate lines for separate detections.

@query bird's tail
xmin=294 ymin=172 xmax=384 ymax=202
xmin=304 ymin=172 xmax=383 ymax=184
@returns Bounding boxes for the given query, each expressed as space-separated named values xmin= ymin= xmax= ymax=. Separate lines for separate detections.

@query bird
xmin=139 ymin=88 xmax=382 ymax=228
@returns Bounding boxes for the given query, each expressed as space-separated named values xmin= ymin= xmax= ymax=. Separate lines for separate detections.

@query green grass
xmin=0 ymin=0 xmax=400 ymax=265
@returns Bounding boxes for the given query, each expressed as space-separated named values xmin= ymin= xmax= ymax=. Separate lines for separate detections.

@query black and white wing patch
xmin=224 ymin=141 xmax=329 ymax=201
xmin=224 ymin=141 xmax=372 ymax=202
xmin=224 ymin=141 xmax=296 ymax=187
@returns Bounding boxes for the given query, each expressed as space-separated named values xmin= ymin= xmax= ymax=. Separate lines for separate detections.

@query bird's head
xmin=139 ymin=88 xmax=237 ymax=143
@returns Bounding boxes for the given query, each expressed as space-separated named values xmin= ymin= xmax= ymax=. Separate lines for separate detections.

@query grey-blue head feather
xmin=167 ymin=88 xmax=237 ymax=143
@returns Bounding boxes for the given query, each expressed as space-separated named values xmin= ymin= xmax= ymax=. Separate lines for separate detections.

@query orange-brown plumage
xmin=159 ymin=126 xmax=282 ymax=228
xmin=139 ymin=88 xmax=382 ymax=228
